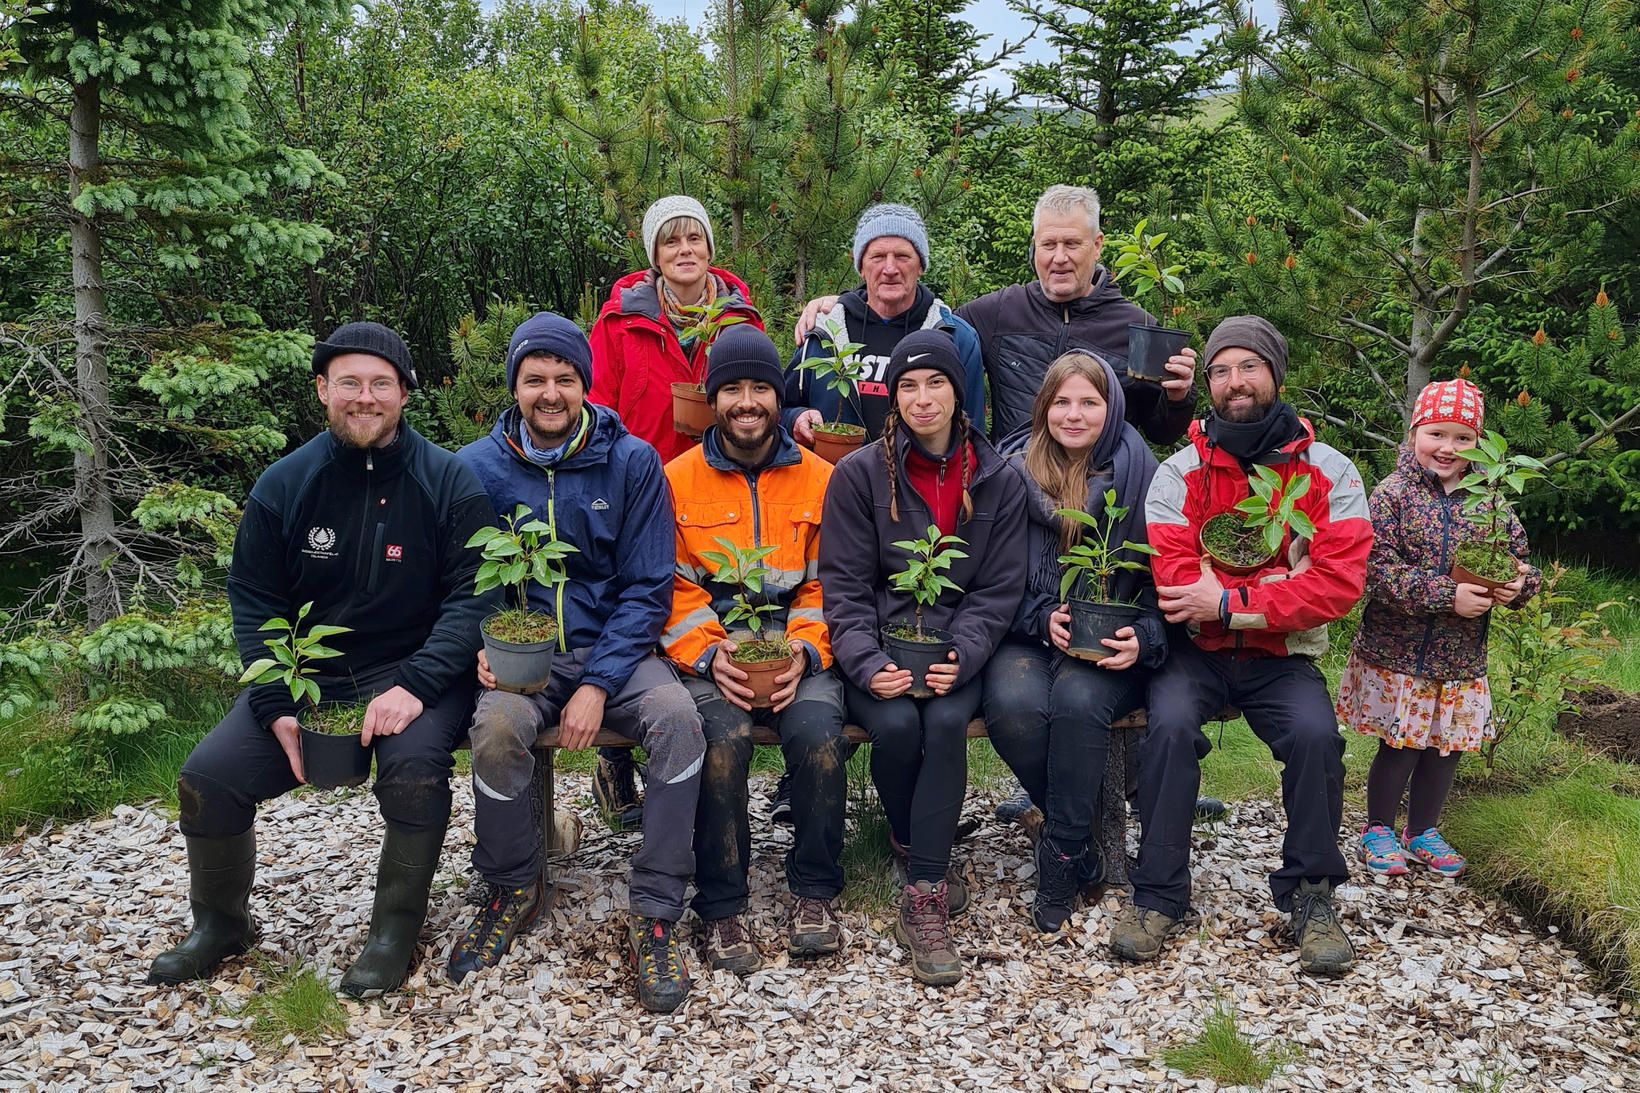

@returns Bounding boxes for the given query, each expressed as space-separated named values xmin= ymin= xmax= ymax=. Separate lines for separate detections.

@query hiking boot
xmin=895 ymin=881 xmax=962 ymax=986
xmin=628 ymin=916 xmax=691 ymax=1013
xmin=147 ymin=830 xmax=258 ymax=985
xmin=1402 ymin=827 xmax=1466 ymax=877
xmin=1017 ymin=805 xmax=1045 ymax=847
xmin=1358 ymin=823 xmax=1410 ymax=876
xmin=1078 ymin=846 xmax=1108 ymax=905
xmin=888 ymin=832 xmax=969 ymax=915
xmin=701 ymin=913 xmax=762 ymax=975
xmin=1032 ymin=837 xmax=1084 ymax=933
xmin=1290 ymin=879 xmax=1354 ymax=977
xmin=1108 ymin=902 xmax=1180 ymax=963
xmin=769 ymin=772 xmax=793 ymax=826
xmin=341 ymin=823 xmax=447 ymax=997
xmin=446 ymin=877 xmax=543 ymax=984
xmin=788 ymin=897 xmax=844 ymax=957
xmin=592 ymin=752 xmax=643 ymax=832
xmin=994 ymin=783 xmax=1034 ymax=822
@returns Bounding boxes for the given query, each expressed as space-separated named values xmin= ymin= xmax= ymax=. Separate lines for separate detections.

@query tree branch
xmin=1542 ymin=403 xmax=1640 ymax=469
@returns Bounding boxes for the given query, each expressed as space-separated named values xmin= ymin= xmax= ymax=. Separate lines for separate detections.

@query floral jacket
xmin=1351 ymin=446 xmax=1541 ymax=680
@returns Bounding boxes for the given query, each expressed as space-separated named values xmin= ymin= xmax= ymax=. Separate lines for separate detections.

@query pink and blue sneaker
xmin=1403 ymin=827 xmax=1466 ymax=877
xmin=1357 ymin=823 xmax=1409 ymax=876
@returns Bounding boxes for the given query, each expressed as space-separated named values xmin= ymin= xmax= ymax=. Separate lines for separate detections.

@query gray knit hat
xmin=641 ymin=195 xmax=716 ymax=268
xmin=852 ymin=203 xmax=930 ymax=272
xmin=1202 ymin=316 xmax=1290 ymax=387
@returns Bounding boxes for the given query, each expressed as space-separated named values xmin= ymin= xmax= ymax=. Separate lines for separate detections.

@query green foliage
xmin=1233 ymin=465 xmax=1315 ymax=555
xmin=675 ymin=297 xmax=752 ymax=372
xmin=1107 ymin=217 xmax=1188 ymax=320
xmin=1452 ymin=430 xmax=1547 ymax=553
xmin=797 ymin=331 xmax=868 ymax=425
xmin=237 ymin=601 xmax=352 ymax=711
xmin=699 ymin=537 xmax=782 ymax=640
xmin=423 ymin=299 xmax=536 ymax=448
xmin=467 ymin=503 xmax=579 ymax=625
xmin=888 ymin=525 xmax=967 ymax=637
xmin=1162 ymin=998 xmax=1301 ymax=1085
xmin=1055 ymin=489 xmax=1158 ymax=602
xmin=241 ymin=960 xmax=350 ymax=1049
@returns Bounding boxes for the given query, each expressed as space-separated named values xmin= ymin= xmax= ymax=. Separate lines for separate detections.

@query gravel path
xmin=1 ymin=776 xmax=1635 ymax=1092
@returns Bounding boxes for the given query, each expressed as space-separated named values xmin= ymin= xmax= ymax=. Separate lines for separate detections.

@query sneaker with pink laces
xmin=1402 ymin=827 xmax=1466 ymax=877
xmin=1357 ymin=823 xmax=1409 ymax=876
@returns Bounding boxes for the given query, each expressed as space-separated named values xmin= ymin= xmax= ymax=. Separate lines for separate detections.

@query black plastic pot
xmin=880 ymin=625 xmax=955 ymax=700
xmin=301 ymin=727 xmax=372 ymax=790
xmin=1127 ymin=322 xmax=1190 ymax=382
xmin=1067 ymin=599 xmax=1142 ymax=661
xmin=482 ymin=613 xmax=557 ymax=695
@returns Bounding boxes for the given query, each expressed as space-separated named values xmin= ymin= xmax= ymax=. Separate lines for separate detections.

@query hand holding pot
xmin=1453 ymin=583 xmax=1494 ymax=618
xmin=1048 ymin=606 xmax=1073 ymax=653
xmin=558 ymin=683 xmax=607 ymax=750
xmin=1491 ymin=563 xmax=1529 ymax=606
xmin=711 ymin=640 xmax=756 ymax=713
xmin=1096 ymin=627 xmax=1140 ymax=671
xmin=271 ymin=714 xmax=305 ymax=784
xmin=792 ymin=409 xmax=822 ymax=446
xmin=362 ymin=685 xmax=423 ymax=745
xmin=869 ymin=663 xmax=913 ymax=699
xmin=476 ymin=648 xmax=497 ymax=690
xmin=1158 ymin=558 xmax=1226 ymax=625
xmin=767 ymin=650 xmax=807 ymax=712
xmin=926 ymin=651 xmax=960 ymax=696
xmin=1162 ymin=346 xmax=1198 ymax=402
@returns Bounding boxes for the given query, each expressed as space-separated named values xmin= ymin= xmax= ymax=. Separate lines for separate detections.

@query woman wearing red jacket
xmin=589 ymin=195 xmax=764 ymax=465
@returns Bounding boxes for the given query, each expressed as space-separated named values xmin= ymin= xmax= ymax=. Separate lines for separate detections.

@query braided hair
xmin=882 ymin=405 xmax=975 ymax=525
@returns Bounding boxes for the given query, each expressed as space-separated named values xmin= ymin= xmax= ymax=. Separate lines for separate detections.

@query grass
xmin=839 ymin=742 xmax=899 ymax=913
xmin=239 ymin=960 xmax=349 ymax=1050
xmin=1160 ymin=999 xmax=1301 ymax=1086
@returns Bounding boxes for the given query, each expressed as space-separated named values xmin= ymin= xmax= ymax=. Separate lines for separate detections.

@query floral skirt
xmin=1335 ymin=654 xmax=1493 ymax=755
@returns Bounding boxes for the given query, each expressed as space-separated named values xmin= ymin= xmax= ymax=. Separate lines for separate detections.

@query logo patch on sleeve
xmin=385 ymin=544 xmax=404 ymax=561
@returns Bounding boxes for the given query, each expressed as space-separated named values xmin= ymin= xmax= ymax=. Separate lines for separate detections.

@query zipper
xmin=745 ymin=470 xmax=763 ymax=547
xmin=547 ymin=468 xmax=567 ymax=653
xmin=1053 ymin=306 xmax=1070 ymax=357
xmin=356 ymin=450 xmax=375 ymax=587
xmin=1413 ymin=480 xmax=1456 ymax=676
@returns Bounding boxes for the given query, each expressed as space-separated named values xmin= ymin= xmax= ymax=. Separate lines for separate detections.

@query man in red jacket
xmin=1111 ymin=316 xmax=1372 ymax=978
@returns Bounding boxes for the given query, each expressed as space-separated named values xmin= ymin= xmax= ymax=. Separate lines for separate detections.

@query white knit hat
xmin=641 ymin=195 xmax=716 ymax=267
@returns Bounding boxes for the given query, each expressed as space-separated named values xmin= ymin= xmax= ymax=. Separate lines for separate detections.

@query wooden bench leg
xmin=533 ymin=745 xmax=557 ymax=888
xmin=1099 ymin=729 xmax=1132 ymax=891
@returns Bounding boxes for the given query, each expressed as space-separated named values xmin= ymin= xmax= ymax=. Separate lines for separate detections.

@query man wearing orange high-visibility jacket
xmin=662 ymin=324 xmax=847 ymax=975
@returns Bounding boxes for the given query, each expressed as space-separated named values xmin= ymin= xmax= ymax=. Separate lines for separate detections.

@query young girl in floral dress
xmin=1335 ymin=379 xmax=1540 ymax=877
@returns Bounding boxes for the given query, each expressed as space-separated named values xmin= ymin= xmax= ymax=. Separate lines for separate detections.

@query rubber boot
xmin=147 ymin=830 xmax=257 ymax=985
xmin=340 ymin=822 xmax=448 ymax=997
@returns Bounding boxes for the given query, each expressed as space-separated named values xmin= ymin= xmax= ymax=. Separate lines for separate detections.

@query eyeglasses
xmin=1206 ymin=359 xmax=1270 ymax=384
xmin=327 ymin=377 xmax=402 ymax=399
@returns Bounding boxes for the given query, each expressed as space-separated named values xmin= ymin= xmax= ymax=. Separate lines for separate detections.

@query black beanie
xmin=884 ymin=329 xmax=965 ymax=410
xmin=705 ymin=324 xmax=785 ymax=405
xmin=312 ymin=321 xmax=417 ymax=389
xmin=1202 ymin=316 xmax=1289 ymax=388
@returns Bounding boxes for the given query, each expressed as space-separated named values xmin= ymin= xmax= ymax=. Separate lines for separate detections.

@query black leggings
xmin=845 ymin=678 xmax=982 ymax=885
xmin=1365 ymin=741 xmax=1463 ymax=835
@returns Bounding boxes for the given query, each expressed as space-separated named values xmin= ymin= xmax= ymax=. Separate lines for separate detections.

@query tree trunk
xmin=1404 ymin=205 xmax=1433 ymax=423
xmin=68 ymin=16 xmax=119 ymax=625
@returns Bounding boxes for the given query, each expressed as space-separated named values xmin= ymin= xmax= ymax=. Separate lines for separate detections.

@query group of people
xmin=146 ymin=186 xmax=1540 ymax=1013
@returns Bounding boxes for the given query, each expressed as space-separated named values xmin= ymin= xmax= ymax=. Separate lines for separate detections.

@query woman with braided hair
xmin=818 ymin=329 xmax=1027 ymax=987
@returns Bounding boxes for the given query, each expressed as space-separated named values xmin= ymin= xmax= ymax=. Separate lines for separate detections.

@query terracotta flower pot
xmin=671 ymin=382 xmax=714 ymax=438
xmin=1449 ymin=561 xmax=1510 ymax=592
xmin=811 ymin=424 xmax=867 ymax=464
xmin=733 ymin=651 xmax=791 ymax=709
xmin=1199 ymin=513 xmax=1277 ymax=575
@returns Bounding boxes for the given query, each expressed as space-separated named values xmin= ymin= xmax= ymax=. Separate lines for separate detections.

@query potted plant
xmin=671 ymin=297 xmax=751 ymax=437
xmin=1450 ymin=430 xmax=1543 ymax=589
xmin=468 ymin=502 xmax=580 ymax=694
xmin=883 ymin=525 xmax=966 ymax=699
xmin=1200 ymin=465 xmax=1315 ymax=575
xmin=699 ymin=537 xmax=790 ymax=708
xmin=1055 ymin=489 xmax=1160 ymax=661
xmin=237 ymin=602 xmax=370 ymax=790
xmin=1110 ymin=217 xmax=1191 ymax=383
xmin=797 ymin=330 xmax=869 ymax=464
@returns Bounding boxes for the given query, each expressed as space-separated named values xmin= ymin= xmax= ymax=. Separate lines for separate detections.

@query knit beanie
xmin=506 ymin=312 xmax=594 ymax=393
xmin=705 ymin=324 xmax=785 ymax=405
xmin=884 ymin=329 xmax=965 ymax=410
xmin=1202 ymin=316 xmax=1290 ymax=388
xmin=312 ymin=321 xmax=417 ymax=390
xmin=641 ymin=195 xmax=716 ymax=268
xmin=852 ymin=203 xmax=930 ymax=272
xmin=1411 ymin=378 xmax=1485 ymax=434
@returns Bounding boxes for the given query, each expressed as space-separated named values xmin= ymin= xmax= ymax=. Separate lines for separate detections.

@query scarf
xmin=655 ymin=269 xmax=735 ymax=358
xmin=1203 ymin=400 xmax=1304 ymax=465
xmin=516 ymin=406 xmax=594 ymax=467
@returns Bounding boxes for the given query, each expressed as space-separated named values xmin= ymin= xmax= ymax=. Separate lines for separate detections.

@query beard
xmin=328 ymin=403 xmax=398 ymax=448
xmin=717 ymin=409 xmax=776 ymax=456
xmin=1213 ymin=389 xmax=1275 ymax=423
xmin=522 ymin=402 xmax=576 ymax=449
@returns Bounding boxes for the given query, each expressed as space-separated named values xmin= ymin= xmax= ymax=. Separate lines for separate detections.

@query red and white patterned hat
xmin=1411 ymin=378 xmax=1484 ymax=433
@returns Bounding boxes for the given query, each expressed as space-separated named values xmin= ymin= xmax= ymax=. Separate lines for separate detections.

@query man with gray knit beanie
xmin=785 ymin=203 xmax=985 ymax=443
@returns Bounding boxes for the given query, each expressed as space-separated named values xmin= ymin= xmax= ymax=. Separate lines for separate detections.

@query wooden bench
xmin=521 ymin=710 xmax=1154 ymax=889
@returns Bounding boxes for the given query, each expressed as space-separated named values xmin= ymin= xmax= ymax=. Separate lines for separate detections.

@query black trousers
xmin=1133 ymin=639 xmax=1346 ymax=916
xmin=178 ymin=661 xmax=473 ymax=839
xmin=845 ymin=678 xmax=982 ymax=885
xmin=688 ymin=673 xmax=847 ymax=920
xmin=982 ymin=640 xmax=1144 ymax=846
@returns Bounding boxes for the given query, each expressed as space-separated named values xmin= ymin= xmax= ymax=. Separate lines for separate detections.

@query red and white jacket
xmin=1145 ymin=417 xmax=1372 ymax=658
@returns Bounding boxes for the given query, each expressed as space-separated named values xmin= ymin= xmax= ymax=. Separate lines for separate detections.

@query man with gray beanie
xmin=785 ymin=203 xmax=985 ymax=444
xmin=150 ymin=321 xmax=496 ymax=998
xmin=1111 ymin=315 xmax=1372 ymax=978
xmin=453 ymin=311 xmax=705 ymax=1013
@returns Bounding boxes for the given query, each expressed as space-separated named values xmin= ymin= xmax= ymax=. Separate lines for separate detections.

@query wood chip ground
xmin=1 ymin=777 xmax=1634 ymax=1091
